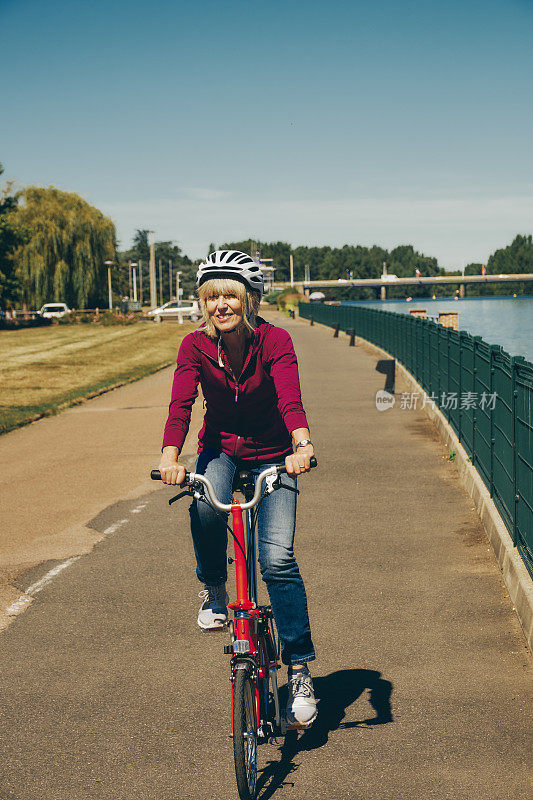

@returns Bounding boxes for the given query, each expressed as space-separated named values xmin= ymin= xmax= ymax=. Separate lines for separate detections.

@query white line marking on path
xmin=131 ymin=502 xmax=148 ymax=514
xmin=25 ymin=556 xmax=82 ymax=596
xmin=6 ymin=556 xmax=81 ymax=616
xmin=4 ymin=514 xmax=134 ymax=621
xmin=5 ymin=596 xmax=32 ymax=615
xmin=103 ymin=518 xmax=129 ymax=535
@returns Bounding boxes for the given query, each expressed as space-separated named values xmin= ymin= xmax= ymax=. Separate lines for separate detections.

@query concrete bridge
xmin=274 ymin=272 xmax=533 ymax=299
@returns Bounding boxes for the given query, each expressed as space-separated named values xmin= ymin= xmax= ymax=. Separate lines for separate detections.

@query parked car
xmin=39 ymin=303 xmax=71 ymax=318
xmin=147 ymin=299 xmax=200 ymax=323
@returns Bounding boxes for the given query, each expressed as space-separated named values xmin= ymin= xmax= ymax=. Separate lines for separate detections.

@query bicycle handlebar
xmin=151 ymin=456 xmax=317 ymax=512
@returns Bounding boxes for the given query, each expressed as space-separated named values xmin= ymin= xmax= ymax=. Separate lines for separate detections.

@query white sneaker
xmin=286 ymin=668 xmax=318 ymax=728
xmin=197 ymin=584 xmax=229 ymax=630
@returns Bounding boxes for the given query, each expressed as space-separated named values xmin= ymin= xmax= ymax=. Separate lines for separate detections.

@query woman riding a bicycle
xmin=158 ymin=249 xmax=317 ymax=728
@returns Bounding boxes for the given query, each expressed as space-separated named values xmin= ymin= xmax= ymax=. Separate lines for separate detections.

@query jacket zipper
xmin=216 ymin=336 xmax=253 ymax=403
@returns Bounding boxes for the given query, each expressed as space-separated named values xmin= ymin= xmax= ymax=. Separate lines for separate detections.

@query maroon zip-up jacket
xmin=162 ymin=317 xmax=309 ymax=462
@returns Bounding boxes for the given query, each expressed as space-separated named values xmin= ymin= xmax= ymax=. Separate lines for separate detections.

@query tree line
xmin=1 ymin=162 xmax=532 ymax=309
xmin=0 ymin=166 xmax=196 ymax=310
xmin=119 ymin=230 xmax=196 ymax=308
xmin=218 ymin=238 xmax=533 ymax=299
xmin=0 ymin=168 xmax=116 ymax=310
xmin=462 ymin=235 xmax=533 ymax=295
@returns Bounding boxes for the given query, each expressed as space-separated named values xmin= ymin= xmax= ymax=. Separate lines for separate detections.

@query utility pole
xmin=304 ymin=264 xmax=310 ymax=283
xmin=105 ymin=261 xmax=114 ymax=310
xmin=158 ymin=260 xmax=163 ymax=307
xmin=128 ymin=261 xmax=132 ymax=298
xmin=169 ymin=259 xmax=172 ymax=300
xmin=138 ymin=260 xmax=143 ymax=305
xmin=176 ymin=270 xmax=182 ymax=306
xmin=148 ymin=231 xmax=157 ymax=309
xmin=290 ymin=254 xmax=294 ymax=286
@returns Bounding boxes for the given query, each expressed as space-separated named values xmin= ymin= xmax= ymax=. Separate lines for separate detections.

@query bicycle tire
xmin=233 ymin=666 xmax=258 ymax=800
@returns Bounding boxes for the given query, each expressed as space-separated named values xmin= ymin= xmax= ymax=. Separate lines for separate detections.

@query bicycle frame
xmin=158 ymin=461 xmax=284 ymax=733
xmin=151 ymin=456 xmax=316 ymax=799
xmin=228 ymin=492 xmax=282 ymax=737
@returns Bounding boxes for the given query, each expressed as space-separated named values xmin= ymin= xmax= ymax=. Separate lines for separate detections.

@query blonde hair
xmin=197 ymin=278 xmax=261 ymax=339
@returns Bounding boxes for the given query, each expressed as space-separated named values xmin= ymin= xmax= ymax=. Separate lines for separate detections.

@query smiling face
xmin=198 ymin=277 xmax=260 ymax=339
xmin=205 ymin=290 xmax=244 ymax=333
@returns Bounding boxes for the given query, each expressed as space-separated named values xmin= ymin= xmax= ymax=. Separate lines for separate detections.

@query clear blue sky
xmin=2 ymin=0 xmax=532 ymax=268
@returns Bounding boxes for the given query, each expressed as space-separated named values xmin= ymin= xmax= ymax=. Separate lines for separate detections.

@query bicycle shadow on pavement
xmin=256 ymin=668 xmax=393 ymax=800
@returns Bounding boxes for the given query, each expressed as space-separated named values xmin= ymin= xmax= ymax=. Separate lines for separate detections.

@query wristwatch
xmin=295 ymin=439 xmax=313 ymax=449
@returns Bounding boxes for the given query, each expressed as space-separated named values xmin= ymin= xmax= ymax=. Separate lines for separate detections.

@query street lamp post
xmin=148 ymin=231 xmax=157 ymax=310
xmin=130 ymin=262 xmax=138 ymax=303
xmin=176 ymin=270 xmax=182 ymax=306
xmin=105 ymin=260 xmax=114 ymax=310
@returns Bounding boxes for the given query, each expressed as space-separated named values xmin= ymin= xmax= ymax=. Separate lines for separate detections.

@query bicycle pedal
xmin=200 ymin=623 xmax=228 ymax=633
xmin=279 ymin=711 xmax=310 ymax=733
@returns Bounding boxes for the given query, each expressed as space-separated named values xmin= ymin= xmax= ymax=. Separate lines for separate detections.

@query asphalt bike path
xmin=0 ymin=311 xmax=531 ymax=799
xmin=0 ymin=361 xmax=205 ymax=628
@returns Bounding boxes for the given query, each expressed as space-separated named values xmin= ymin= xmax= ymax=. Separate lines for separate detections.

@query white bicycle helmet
xmin=196 ymin=250 xmax=264 ymax=297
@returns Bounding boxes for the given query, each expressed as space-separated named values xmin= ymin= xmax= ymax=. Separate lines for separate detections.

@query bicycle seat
xmin=232 ymin=469 xmax=255 ymax=498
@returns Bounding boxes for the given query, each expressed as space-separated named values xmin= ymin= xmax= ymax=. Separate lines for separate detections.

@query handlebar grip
xmin=150 ymin=468 xmax=190 ymax=484
xmin=277 ymin=455 xmax=318 ymax=476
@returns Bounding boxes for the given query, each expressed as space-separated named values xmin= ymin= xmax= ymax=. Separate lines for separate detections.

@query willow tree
xmin=0 ymin=163 xmax=22 ymax=307
xmin=11 ymin=186 xmax=116 ymax=309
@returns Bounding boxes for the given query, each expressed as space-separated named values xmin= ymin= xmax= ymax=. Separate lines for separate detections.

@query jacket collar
xmin=196 ymin=318 xmax=266 ymax=376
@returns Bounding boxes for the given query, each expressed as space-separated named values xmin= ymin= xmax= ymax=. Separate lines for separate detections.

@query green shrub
xmin=264 ymin=290 xmax=283 ymax=305
xmin=276 ymin=288 xmax=301 ymax=312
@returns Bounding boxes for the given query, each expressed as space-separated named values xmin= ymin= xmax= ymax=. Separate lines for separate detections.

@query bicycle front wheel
xmin=233 ymin=666 xmax=258 ymax=800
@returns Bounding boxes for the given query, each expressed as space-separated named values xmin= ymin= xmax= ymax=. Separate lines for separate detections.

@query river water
xmin=341 ymin=295 xmax=533 ymax=362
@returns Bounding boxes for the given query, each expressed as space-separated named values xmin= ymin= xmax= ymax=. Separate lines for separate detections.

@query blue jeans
xmin=189 ymin=449 xmax=315 ymax=666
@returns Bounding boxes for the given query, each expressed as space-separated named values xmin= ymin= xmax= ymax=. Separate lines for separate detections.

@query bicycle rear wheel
xmin=233 ymin=666 xmax=258 ymax=800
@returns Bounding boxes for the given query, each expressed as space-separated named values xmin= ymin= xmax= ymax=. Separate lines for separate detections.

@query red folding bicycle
xmin=151 ymin=455 xmax=317 ymax=800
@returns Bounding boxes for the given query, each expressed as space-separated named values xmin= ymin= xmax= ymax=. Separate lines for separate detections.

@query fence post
xmin=457 ymin=332 xmax=462 ymax=442
xmin=489 ymin=345 xmax=498 ymax=498
xmin=511 ymin=356 xmax=517 ymax=544
xmin=347 ymin=328 xmax=356 ymax=346
xmin=471 ymin=336 xmax=482 ymax=469
xmin=511 ymin=356 xmax=526 ymax=546
xmin=310 ymin=317 xmax=314 ymax=326
xmin=333 ymin=322 xmax=340 ymax=338
xmin=436 ymin=325 xmax=441 ymax=406
xmin=415 ymin=318 xmax=421 ymax=386
xmin=445 ymin=328 xmax=451 ymax=422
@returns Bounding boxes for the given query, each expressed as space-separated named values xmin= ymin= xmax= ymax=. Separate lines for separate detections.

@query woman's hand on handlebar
xmin=159 ymin=446 xmax=187 ymax=485
xmin=285 ymin=443 xmax=315 ymax=477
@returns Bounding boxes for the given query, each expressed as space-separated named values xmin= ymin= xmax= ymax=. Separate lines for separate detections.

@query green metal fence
xmin=299 ymin=302 xmax=533 ymax=575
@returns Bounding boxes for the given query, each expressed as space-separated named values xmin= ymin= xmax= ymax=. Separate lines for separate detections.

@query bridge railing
xmin=299 ymin=301 xmax=533 ymax=576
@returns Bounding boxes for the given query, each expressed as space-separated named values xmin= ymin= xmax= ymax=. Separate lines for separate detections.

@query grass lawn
xmin=0 ymin=321 xmax=194 ymax=434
